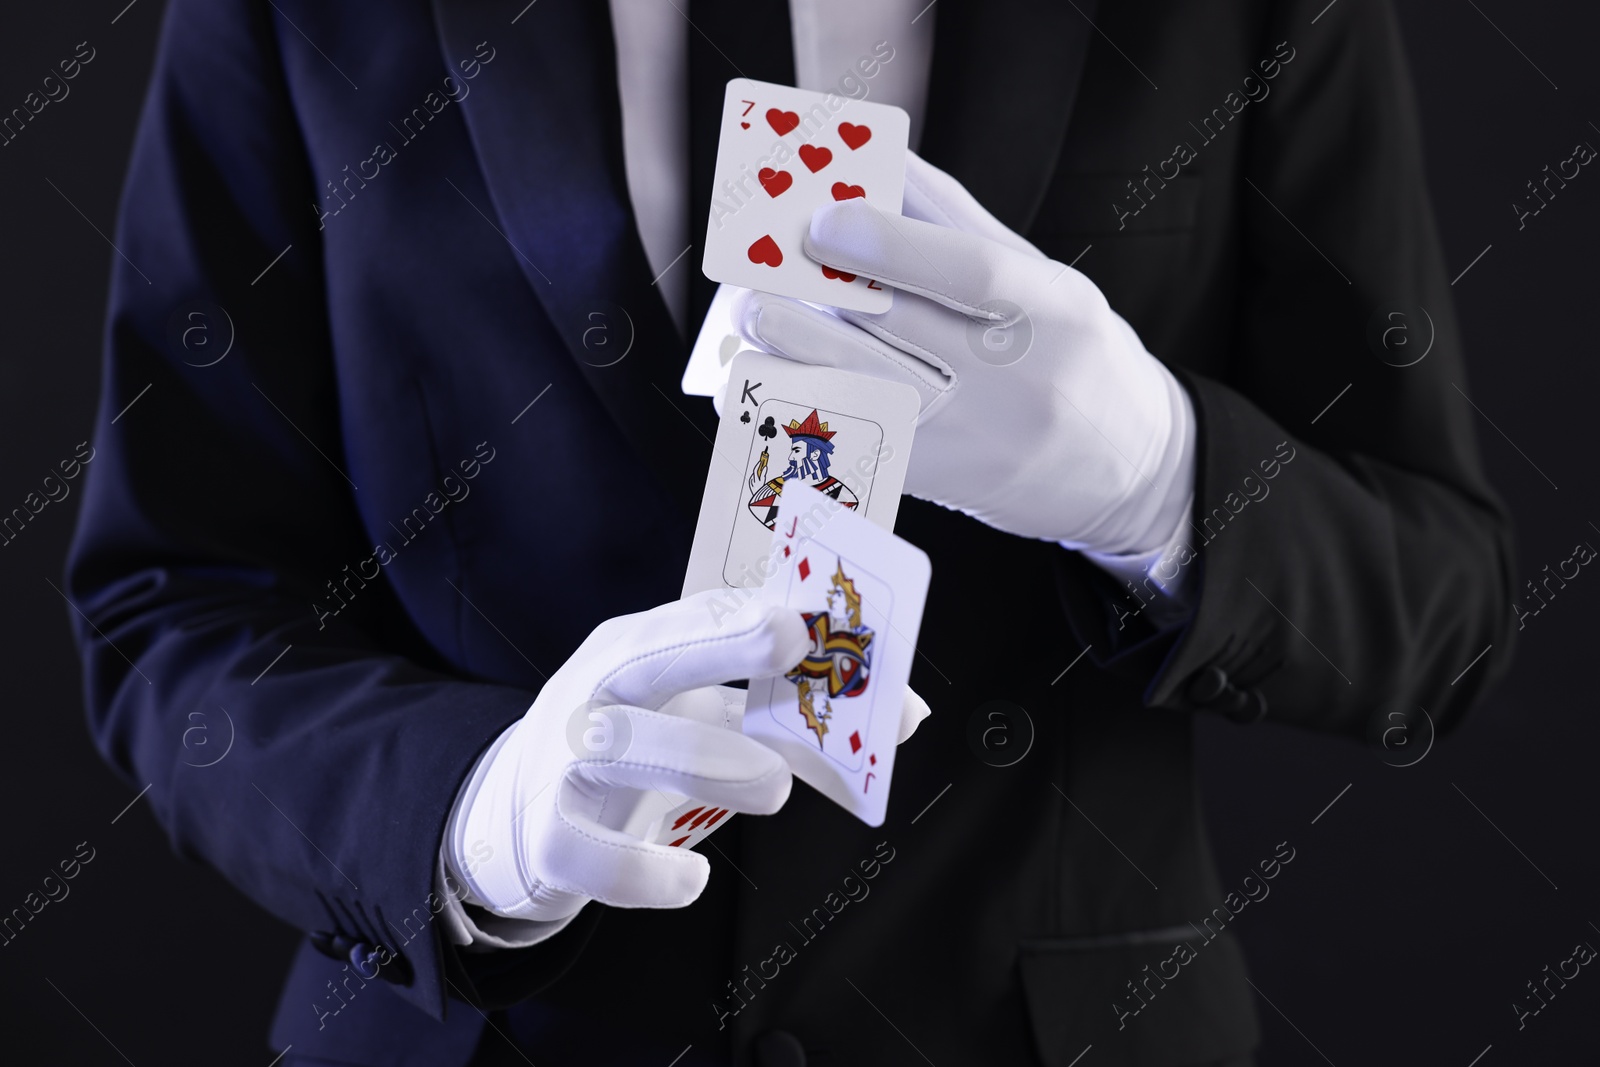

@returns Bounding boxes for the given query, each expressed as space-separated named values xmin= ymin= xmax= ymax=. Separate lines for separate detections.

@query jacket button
xmin=753 ymin=1030 xmax=806 ymax=1067
xmin=1220 ymin=687 xmax=1250 ymax=717
xmin=1223 ymin=688 xmax=1268 ymax=725
xmin=349 ymin=942 xmax=382 ymax=979
xmin=310 ymin=930 xmax=354 ymax=962
xmin=1186 ymin=665 xmax=1229 ymax=704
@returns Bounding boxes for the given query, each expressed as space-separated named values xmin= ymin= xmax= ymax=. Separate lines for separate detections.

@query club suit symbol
xmin=746 ymin=409 xmax=859 ymax=531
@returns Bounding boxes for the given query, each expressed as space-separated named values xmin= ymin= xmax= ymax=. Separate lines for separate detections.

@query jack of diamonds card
xmin=743 ymin=497 xmax=931 ymax=826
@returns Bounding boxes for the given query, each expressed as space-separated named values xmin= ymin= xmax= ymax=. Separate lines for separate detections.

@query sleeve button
xmin=349 ymin=942 xmax=382 ymax=979
xmin=1186 ymin=665 xmax=1230 ymax=705
xmin=310 ymin=930 xmax=354 ymax=962
xmin=1223 ymin=688 xmax=1268 ymax=725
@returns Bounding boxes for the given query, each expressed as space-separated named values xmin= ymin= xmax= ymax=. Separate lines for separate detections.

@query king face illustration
xmin=747 ymin=409 xmax=860 ymax=531
xmin=785 ymin=561 xmax=874 ymax=748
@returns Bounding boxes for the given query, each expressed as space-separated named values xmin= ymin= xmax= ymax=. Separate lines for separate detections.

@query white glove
xmin=444 ymin=589 xmax=931 ymax=925
xmin=732 ymin=152 xmax=1195 ymax=558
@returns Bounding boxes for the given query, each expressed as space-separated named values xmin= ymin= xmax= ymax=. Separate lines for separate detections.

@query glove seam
xmin=845 ymin=314 xmax=960 ymax=393
xmin=761 ymin=302 xmax=954 ymax=394
xmin=831 ymin=312 xmax=962 ymax=428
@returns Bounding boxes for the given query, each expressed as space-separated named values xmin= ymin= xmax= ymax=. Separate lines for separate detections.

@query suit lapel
xmin=919 ymin=0 xmax=1101 ymax=234
xmin=427 ymin=0 xmax=1096 ymax=515
xmin=430 ymin=0 xmax=714 ymax=518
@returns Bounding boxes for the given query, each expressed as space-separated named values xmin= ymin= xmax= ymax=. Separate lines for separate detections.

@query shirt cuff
xmin=1075 ymin=486 xmax=1199 ymax=628
xmin=435 ymin=845 xmax=581 ymax=952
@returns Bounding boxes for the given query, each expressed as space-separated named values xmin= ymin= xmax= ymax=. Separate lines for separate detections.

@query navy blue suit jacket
xmin=68 ymin=1 xmax=1515 ymax=1065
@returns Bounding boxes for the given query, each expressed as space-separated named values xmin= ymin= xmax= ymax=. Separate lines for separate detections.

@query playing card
xmin=612 ymin=786 xmax=735 ymax=850
xmin=650 ymin=799 xmax=736 ymax=849
xmin=743 ymin=495 xmax=931 ymax=826
xmin=700 ymin=78 xmax=910 ymax=314
xmin=682 ymin=350 xmax=920 ymax=598
xmin=682 ymin=283 xmax=744 ymax=403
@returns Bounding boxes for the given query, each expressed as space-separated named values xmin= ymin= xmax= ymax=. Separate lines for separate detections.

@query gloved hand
xmin=732 ymin=152 xmax=1195 ymax=557
xmin=444 ymin=589 xmax=930 ymax=923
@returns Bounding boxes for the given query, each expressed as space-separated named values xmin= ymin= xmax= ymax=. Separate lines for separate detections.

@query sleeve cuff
xmin=1070 ymin=369 xmax=1199 ymax=624
xmin=436 ymin=846 xmax=581 ymax=951
xmin=1078 ymin=488 xmax=1197 ymax=604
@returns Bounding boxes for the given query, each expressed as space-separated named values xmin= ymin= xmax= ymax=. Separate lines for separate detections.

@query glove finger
xmin=569 ymin=706 xmax=793 ymax=816
xmin=589 ymin=591 xmax=808 ymax=710
xmin=903 ymin=151 xmax=1047 ymax=259
xmin=534 ymin=709 xmax=794 ymax=908
xmin=656 ymin=684 xmax=746 ymax=730
xmin=805 ymin=199 xmax=1056 ymax=320
xmin=535 ymin=773 xmax=714 ymax=909
xmin=897 ymin=685 xmax=931 ymax=745
xmin=733 ymin=289 xmax=950 ymax=411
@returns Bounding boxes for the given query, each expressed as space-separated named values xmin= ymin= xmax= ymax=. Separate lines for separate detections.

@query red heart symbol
xmin=767 ymin=108 xmax=800 ymax=136
xmin=798 ymin=144 xmax=832 ymax=173
xmin=748 ymin=235 xmax=783 ymax=267
xmin=758 ymin=168 xmax=793 ymax=198
xmin=838 ymin=123 xmax=871 ymax=150
xmin=831 ymin=182 xmax=865 ymax=201
xmin=740 ymin=121 xmax=750 ymax=129
xmin=821 ymin=265 xmax=857 ymax=282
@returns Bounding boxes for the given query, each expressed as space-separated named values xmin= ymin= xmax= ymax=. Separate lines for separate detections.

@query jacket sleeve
xmin=65 ymin=0 xmax=591 ymax=1021
xmin=1054 ymin=0 xmax=1517 ymax=742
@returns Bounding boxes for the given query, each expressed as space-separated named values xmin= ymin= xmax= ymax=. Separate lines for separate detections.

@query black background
xmin=1 ymin=2 xmax=1593 ymax=1063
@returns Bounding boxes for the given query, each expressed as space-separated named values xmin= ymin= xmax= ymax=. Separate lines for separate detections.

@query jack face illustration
xmin=747 ymin=409 xmax=860 ymax=530
xmin=785 ymin=560 xmax=874 ymax=747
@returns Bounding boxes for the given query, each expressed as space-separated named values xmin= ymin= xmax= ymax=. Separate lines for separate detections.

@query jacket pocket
xmin=1017 ymin=928 xmax=1259 ymax=1067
